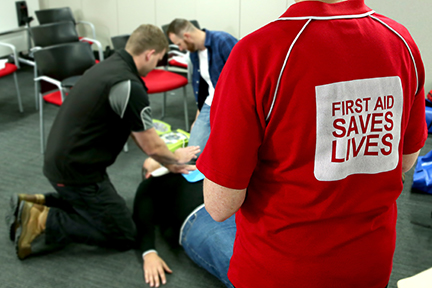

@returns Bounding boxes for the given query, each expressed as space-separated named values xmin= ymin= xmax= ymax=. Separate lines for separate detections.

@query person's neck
xmin=195 ymin=29 xmax=206 ymax=51
xmin=127 ymin=50 xmax=144 ymax=72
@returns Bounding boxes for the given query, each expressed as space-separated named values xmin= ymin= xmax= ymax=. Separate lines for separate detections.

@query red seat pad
xmin=0 ymin=63 xmax=18 ymax=77
xmin=142 ymin=69 xmax=188 ymax=94
xmin=43 ymin=90 xmax=68 ymax=106
xmin=79 ymin=37 xmax=94 ymax=46
xmin=169 ymin=58 xmax=188 ymax=69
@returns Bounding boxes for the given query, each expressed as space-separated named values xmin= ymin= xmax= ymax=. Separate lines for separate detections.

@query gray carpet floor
xmin=0 ymin=65 xmax=431 ymax=288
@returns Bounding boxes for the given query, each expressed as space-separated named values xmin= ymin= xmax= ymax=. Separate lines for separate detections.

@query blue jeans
xmin=188 ymin=103 xmax=210 ymax=156
xmin=180 ymin=205 xmax=236 ymax=288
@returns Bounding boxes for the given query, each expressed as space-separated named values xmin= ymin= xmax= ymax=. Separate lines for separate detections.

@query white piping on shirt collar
xmin=267 ymin=11 xmax=377 ymax=121
xmin=274 ymin=10 xmax=375 ymax=22
xmin=369 ymin=15 xmax=419 ymax=96
xmin=266 ymin=19 xmax=312 ymax=121
xmin=266 ymin=10 xmax=420 ymax=121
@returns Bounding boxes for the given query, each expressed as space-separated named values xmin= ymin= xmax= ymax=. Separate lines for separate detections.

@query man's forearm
xmin=203 ymin=178 xmax=246 ymax=222
xmin=402 ymin=149 xmax=421 ymax=173
xmin=131 ymin=128 xmax=179 ymax=165
xmin=145 ymin=141 xmax=179 ymax=165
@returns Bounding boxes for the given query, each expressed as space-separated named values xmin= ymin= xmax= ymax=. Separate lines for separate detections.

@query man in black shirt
xmin=7 ymin=24 xmax=199 ymax=260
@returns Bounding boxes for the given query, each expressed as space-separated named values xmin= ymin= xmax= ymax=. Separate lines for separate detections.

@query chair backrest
xmin=111 ymin=34 xmax=130 ymax=51
xmin=35 ymin=7 xmax=76 ymax=25
xmin=190 ymin=20 xmax=200 ymax=30
xmin=111 ymin=34 xmax=168 ymax=66
xmin=161 ymin=20 xmax=200 ymax=45
xmin=31 ymin=21 xmax=79 ymax=47
xmin=34 ymin=42 xmax=95 ymax=92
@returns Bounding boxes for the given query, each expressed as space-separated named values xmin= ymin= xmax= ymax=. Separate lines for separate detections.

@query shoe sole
xmin=5 ymin=194 xmax=20 ymax=241
xmin=15 ymin=201 xmax=32 ymax=260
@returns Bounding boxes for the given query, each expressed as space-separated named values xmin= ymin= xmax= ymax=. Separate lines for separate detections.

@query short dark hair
xmin=166 ymin=19 xmax=196 ymax=37
xmin=126 ymin=24 xmax=168 ymax=56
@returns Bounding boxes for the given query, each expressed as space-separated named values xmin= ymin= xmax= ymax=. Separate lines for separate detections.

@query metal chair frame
xmin=33 ymin=42 xmax=96 ymax=153
xmin=0 ymin=42 xmax=23 ymax=112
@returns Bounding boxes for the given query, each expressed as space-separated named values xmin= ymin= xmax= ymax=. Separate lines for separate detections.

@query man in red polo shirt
xmin=197 ymin=0 xmax=427 ymax=287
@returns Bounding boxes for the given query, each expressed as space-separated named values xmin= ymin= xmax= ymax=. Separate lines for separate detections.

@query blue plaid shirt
xmin=189 ymin=29 xmax=237 ymax=109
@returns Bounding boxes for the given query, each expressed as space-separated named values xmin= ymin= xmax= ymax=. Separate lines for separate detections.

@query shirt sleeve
xmin=133 ymin=179 xmax=157 ymax=253
xmin=109 ymin=80 xmax=153 ymax=132
xmin=399 ymin=26 xmax=428 ymax=154
xmin=197 ymin=39 xmax=265 ymax=190
xmin=219 ymin=33 xmax=237 ymax=63
xmin=403 ymin=86 xmax=427 ymax=154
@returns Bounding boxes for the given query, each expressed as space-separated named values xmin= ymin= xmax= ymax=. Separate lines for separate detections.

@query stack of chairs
xmin=30 ymin=8 xmax=100 ymax=153
xmin=0 ymin=42 xmax=23 ymax=112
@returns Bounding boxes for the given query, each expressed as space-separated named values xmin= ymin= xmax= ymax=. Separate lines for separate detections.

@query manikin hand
xmin=143 ymin=252 xmax=172 ymax=287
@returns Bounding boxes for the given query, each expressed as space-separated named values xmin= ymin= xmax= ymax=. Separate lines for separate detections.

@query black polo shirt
xmin=44 ymin=49 xmax=153 ymax=185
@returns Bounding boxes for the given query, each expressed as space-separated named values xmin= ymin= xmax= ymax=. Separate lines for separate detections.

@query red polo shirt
xmin=197 ymin=1 xmax=427 ymax=287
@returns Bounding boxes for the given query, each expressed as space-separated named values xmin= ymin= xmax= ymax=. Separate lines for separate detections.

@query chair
xmin=31 ymin=21 xmax=104 ymax=61
xmin=111 ymin=35 xmax=190 ymax=130
xmin=0 ymin=42 xmax=23 ymax=112
xmin=111 ymin=34 xmax=130 ymax=53
xmin=33 ymin=42 xmax=96 ymax=153
xmin=35 ymin=7 xmax=96 ymax=40
xmin=30 ymin=21 xmax=103 ymax=111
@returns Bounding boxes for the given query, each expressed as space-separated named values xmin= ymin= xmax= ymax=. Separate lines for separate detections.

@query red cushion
xmin=79 ymin=36 xmax=94 ymax=46
xmin=0 ymin=63 xmax=17 ymax=77
xmin=43 ymin=90 xmax=68 ymax=106
xmin=142 ymin=69 xmax=188 ymax=94
xmin=169 ymin=58 xmax=188 ymax=69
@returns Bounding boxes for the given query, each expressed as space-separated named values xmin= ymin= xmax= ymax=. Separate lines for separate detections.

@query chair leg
xmin=13 ymin=72 xmax=23 ymax=113
xmin=161 ymin=92 xmax=166 ymax=118
xmin=182 ymin=86 xmax=189 ymax=131
xmin=34 ymin=66 xmax=39 ymax=110
xmin=39 ymin=93 xmax=45 ymax=154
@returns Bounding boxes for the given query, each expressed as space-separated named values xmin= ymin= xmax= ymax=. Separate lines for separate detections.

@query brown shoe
xmin=5 ymin=194 xmax=46 ymax=242
xmin=15 ymin=201 xmax=48 ymax=260
xmin=18 ymin=194 xmax=45 ymax=205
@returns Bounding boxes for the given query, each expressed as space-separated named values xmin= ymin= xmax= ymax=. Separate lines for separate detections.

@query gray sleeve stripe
xmin=122 ymin=81 xmax=131 ymax=118
xmin=108 ymin=80 xmax=131 ymax=119
xmin=141 ymin=106 xmax=153 ymax=131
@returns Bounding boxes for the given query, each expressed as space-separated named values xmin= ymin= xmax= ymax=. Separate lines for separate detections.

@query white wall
xmin=365 ymin=0 xmax=432 ymax=93
xmin=7 ymin=0 xmax=429 ymax=92
xmin=0 ymin=0 xmax=40 ymax=57
xmin=38 ymin=0 xmax=294 ymax=47
xmin=240 ymin=0 xmax=292 ymax=36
